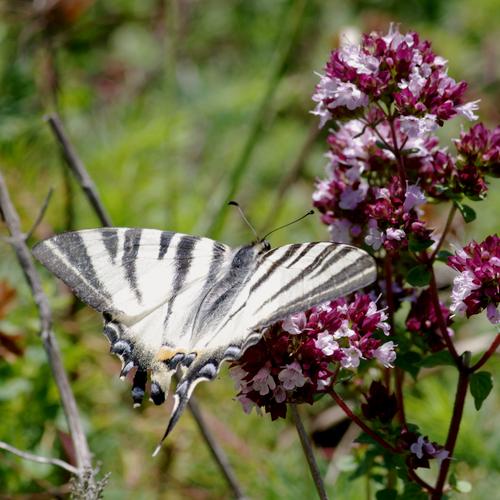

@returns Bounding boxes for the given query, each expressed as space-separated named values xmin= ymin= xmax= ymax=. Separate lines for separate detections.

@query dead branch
xmin=0 ymin=441 xmax=78 ymax=475
xmin=0 ymin=170 xmax=94 ymax=482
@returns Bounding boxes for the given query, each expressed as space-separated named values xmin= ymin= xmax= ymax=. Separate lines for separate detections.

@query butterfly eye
xmin=262 ymin=241 xmax=271 ymax=252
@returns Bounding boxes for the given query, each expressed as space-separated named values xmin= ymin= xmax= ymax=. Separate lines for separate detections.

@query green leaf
xmin=419 ymin=351 xmax=455 ymax=368
xmin=454 ymin=201 xmax=476 ymax=223
xmin=436 ymin=250 xmax=453 ymax=263
xmin=395 ymin=351 xmax=422 ymax=380
xmin=409 ymin=235 xmax=434 ymax=252
xmin=376 ymin=140 xmax=392 ymax=151
xmin=401 ymin=482 xmax=428 ymax=500
xmin=355 ymin=432 xmax=378 ymax=445
xmin=469 ymin=371 xmax=493 ymax=410
xmin=376 ymin=489 xmax=398 ymax=500
xmin=407 ymin=265 xmax=431 ymax=287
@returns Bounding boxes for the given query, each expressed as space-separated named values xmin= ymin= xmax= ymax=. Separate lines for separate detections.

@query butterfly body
xmin=33 ymin=227 xmax=376 ymax=445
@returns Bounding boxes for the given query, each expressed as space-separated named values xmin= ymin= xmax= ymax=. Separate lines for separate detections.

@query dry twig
xmin=0 ymin=170 xmax=94 ymax=484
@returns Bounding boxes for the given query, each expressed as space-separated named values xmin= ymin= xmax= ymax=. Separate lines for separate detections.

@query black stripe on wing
xmin=163 ymin=236 xmax=198 ymax=327
xmin=258 ymin=244 xmax=348 ymax=308
xmin=101 ymin=228 xmax=119 ymax=264
xmin=122 ymin=229 xmax=143 ymax=302
xmin=250 ymin=244 xmax=301 ymax=293
xmin=32 ymin=233 xmax=113 ymax=312
xmin=158 ymin=231 xmax=174 ymax=259
xmin=255 ymin=248 xmax=376 ymax=324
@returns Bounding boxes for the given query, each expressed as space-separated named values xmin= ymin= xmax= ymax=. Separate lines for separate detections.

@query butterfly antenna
xmin=228 ymin=201 xmax=259 ymax=240
xmin=262 ymin=210 xmax=314 ymax=241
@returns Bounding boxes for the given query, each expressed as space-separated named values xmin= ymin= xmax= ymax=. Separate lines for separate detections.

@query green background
xmin=0 ymin=0 xmax=498 ymax=498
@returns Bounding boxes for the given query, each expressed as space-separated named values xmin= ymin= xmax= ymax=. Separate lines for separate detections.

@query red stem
xmin=329 ymin=390 xmax=399 ymax=454
xmin=429 ymin=204 xmax=457 ymax=262
xmin=388 ymin=118 xmax=407 ymax=192
xmin=384 ymin=256 xmax=407 ymax=426
xmin=469 ymin=334 xmax=500 ymax=373
xmin=432 ymin=365 xmax=470 ymax=498
xmin=330 ymin=390 xmax=436 ymax=493
xmin=428 ymin=267 xmax=462 ymax=366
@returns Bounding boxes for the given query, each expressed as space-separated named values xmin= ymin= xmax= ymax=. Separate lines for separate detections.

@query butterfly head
xmin=253 ymin=239 xmax=271 ymax=254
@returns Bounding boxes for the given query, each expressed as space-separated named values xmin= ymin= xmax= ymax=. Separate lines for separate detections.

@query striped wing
xmin=32 ymin=227 xmax=234 ymax=400
xmin=159 ymin=242 xmax=376 ymax=447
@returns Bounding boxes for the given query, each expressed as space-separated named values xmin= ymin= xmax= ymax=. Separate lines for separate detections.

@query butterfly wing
xmin=158 ymin=242 xmax=376 ymax=446
xmin=32 ymin=228 xmax=234 ymax=401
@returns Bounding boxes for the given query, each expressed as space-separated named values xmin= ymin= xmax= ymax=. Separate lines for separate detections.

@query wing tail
xmin=152 ymin=354 xmax=222 ymax=456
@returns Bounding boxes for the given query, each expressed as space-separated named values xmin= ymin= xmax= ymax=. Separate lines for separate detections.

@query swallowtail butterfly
xmin=33 ymin=227 xmax=376 ymax=450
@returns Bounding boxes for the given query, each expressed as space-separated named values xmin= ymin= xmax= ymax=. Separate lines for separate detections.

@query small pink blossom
xmin=339 ymin=184 xmax=368 ymax=209
xmin=251 ymin=365 xmax=276 ymax=395
xmin=339 ymin=43 xmax=380 ymax=75
xmin=229 ymin=366 xmax=249 ymax=392
xmin=449 ymin=270 xmax=480 ymax=315
xmin=341 ymin=346 xmax=363 ymax=368
xmin=403 ymin=184 xmax=427 ymax=212
xmin=315 ymin=331 xmax=339 ymax=355
xmin=448 ymin=236 xmax=500 ymax=323
xmin=329 ymin=218 xmax=353 ymax=243
xmin=237 ymin=394 xmax=259 ymax=414
xmin=273 ymin=385 xmax=287 ymax=404
xmin=332 ymin=81 xmax=369 ymax=110
xmin=333 ymin=319 xmax=356 ymax=339
xmin=410 ymin=436 xmax=449 ymax=466
xmin=456 ymin=100 xmax=480 ymax=121
xmin=486 ymin=303 xmax=500 ymax=324
xmin=282 ymin=312 xmax=307 ymax=335
xmin=278 ymin=362 xmax=307 ymax=390
xmin=399 ymin=115 xmax=437 ymax=138
xmin=385 ymin=228 xmax=406 ymax=241
xmin=365 ymin=220 xmax=383 ymax=250
xmin=373 ymin=341 xmax=397 ymax=368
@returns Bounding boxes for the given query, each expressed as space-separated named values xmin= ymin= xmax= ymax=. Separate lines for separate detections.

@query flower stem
xmin=429 ymin=203 xmax=457 ymax=262
xmin=290 ymin=404 xmax=329 ymax=500
xmin=432 ymin=355 xmax=471 ymax=498
xmin=428 ymin=266 xmax=461 ymax=365
xmin=329 ymin=390 xmax=399 ymax=454
xmin=384 ymin=256 xmax=407 ymax=427
xmin=469 ymin=333 xmax=500 ymax=372
xmin=388 ymin=117 xmax=407 ymax=192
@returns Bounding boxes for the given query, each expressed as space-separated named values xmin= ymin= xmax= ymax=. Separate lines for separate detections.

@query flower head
xmin=399 ymin=432 xmax=449 ymax=469
xmin=231 ymin=294 xmax=393 ymax=419
xmin=447 ymin=235 xmax=500 ymax=323
xmin=312 ymin=25 xmax=477 ymax=127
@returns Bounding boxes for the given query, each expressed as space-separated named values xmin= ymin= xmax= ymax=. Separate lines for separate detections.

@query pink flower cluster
xmin=313 ymin=120 xmax=432 ymax=251
xmin=311 ymin=26 xmax=500 ymax=248
xmin=312 ymin=117 xmax=499 ymax=247
xmin=447 ymin=235 xmax=500 ymax=324
xmin=312 ymin=24 xmax=478 ymax=126
xmin=406 ymin=290 xmax=453 ymax=352
xmin=230 ymin=294 xmax=394 ymax=419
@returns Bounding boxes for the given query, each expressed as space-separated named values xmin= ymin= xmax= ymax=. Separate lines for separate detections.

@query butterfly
xmin=33 ymin=227 xmax=376 ymax=451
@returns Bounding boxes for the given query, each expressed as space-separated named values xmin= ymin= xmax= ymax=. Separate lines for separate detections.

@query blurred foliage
xmin=0 ymin=0 xmax=498 ymax=498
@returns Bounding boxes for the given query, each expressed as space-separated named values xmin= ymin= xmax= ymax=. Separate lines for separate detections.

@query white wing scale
xmin=33 ymin=228 xmax=376 ymax=447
